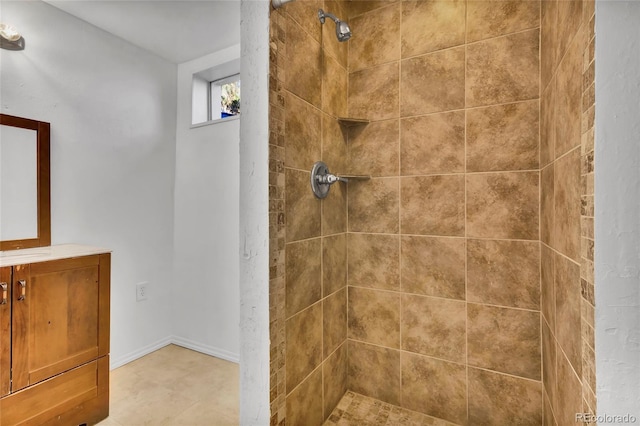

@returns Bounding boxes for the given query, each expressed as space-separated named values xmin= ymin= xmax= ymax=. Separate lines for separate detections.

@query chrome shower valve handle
xmin=316 ymin=173 xmax=348 ymax=185
xmin=310 ymin=161 xmax=347 ymax=199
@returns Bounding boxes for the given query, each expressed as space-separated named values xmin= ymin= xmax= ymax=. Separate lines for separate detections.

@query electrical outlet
xmin=136 ymin=282 xmax=148 ymax=302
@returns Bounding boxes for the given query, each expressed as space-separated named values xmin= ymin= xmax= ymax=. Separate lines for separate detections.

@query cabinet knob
xmin=17 ymin=280 xmax=26 ymax=301
xmin=0 ymin=282 xmax=6 ymax=305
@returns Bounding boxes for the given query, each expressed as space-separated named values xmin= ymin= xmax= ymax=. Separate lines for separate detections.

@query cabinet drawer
xmin=0 ymin=357 xmax=107 ymax=426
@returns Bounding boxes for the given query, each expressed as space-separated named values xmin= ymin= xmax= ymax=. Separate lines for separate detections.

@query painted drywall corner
xmin=239 ymin=0 xmax=270 ymax=424
xmin=594 ymin=0 xmax=640 ymax=420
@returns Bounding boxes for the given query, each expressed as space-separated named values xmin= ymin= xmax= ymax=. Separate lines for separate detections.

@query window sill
xmin=191 ymin=114 xmax=240 ymax=129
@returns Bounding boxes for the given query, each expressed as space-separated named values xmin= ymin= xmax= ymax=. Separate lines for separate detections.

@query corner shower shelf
xmin=337 ymin=174 xmax=371 ymax=181
xmin=337 ymin=117 xmax=369 ymax=127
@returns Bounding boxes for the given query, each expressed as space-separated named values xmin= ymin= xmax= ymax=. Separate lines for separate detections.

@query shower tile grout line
xmin=464 ymin=2 xmax=470 ymax=419
xmin=348 ymin=26 xmax=541 ymax=76
xmin=397 ymin=1 xmax=404 ymax=408
xmin=345 ymin=337 xmax=543 ymax=385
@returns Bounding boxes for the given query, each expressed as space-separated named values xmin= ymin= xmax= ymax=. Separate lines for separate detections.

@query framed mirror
xmin=0 ymin=114 xmax=50 ymax=250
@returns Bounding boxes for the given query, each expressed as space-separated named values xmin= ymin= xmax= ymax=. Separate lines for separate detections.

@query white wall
xmin=173 ymin=46 xmax=240 ymax=361
xmin=0 ymin=1 xmax=177 ymax=367
xmin=239 ymin=0 xmax=270 ymax=424
xmin=595 ymin=1 xmax=640 ymax=421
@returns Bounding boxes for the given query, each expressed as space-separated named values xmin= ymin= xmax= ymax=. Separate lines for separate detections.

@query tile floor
xmin=324 ymin=391 xmax=457 ymax=426
xmin=97 ymin=346 xmax=452 ymax=426
xmin=97 ymin=344 xmax=239 ymax=426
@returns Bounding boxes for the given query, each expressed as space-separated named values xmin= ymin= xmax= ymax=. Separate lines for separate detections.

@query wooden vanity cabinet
xmin=0 ymin=245 xmax=110 ymax=426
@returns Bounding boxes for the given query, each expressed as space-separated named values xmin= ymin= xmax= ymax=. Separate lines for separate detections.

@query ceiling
xmin=43 ymin=0 xmax=241 ymax=64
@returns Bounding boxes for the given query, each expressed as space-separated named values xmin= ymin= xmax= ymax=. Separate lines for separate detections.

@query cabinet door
xmin=12 ymin=255 xmax=105 ymax=391
xmin=0 ymin=266 xmax=10 ymax=397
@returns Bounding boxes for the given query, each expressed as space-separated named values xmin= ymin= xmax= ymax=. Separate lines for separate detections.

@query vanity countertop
xmin=0 ymin=244 xmax=111 ymax=267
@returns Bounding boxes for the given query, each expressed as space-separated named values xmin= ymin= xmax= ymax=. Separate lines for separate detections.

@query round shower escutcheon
xmin=310 ymin=161 xmax=331 ymax=199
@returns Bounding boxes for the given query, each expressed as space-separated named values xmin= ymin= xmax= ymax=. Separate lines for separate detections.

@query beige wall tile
xmin=467 ymin=0 xmax=540 ymax=43
xmin=285 ymin=302 xmax=323 ymax=392
xmin=540 ymin=0 xmax=558 ymax=91
xmin=323 ymin=234 xmax=347 ymax=295
xmin=285 ymin=168 xmax=321 ymax=241
xmin=286 ymin=238 xmax=322 ymax=317
xmin=401 ymin=111 xmax=465 ymax=175
xmin=401 ymin=294 xmax=466 ymax=363
xmin=467 ymin=239 xmax=540 ymax=310
xmin=583 ymin=0 xmax=595 ymax=26
xmin=468 ymin=303 xmax=541 ymax=380
xmin=285 ymin=93 xmax=322 ymax=169
xmin=554 ymin=148 xmax=581 ymax=261
xmin=401 ymin=175 xmax=465 ymax=236
xmin=323 ymin=288 xmax=347 ymax=357
xmin=466 ymin=171 xmax=539 ymax=240
xmin=284 ymin=0 xmax=322 ymax=42
xmin=348 ymin=286 xmax=400 ymax=348
xmin=555 ymin=252 xmax=582 ymax=378
xmin=555 ymin=36 xmax=582 ymax=158
xmin=401 ymin=0 xmax=465 ymax=58
xmin=542 ymin=319 xmax=557 ymax=416
xmin=346 ymin=0 xmax=398 ymax=18
xmin=322 ymin=181 xmax=347 ymax=235
xmin=273 ymin=0 xmax=558 ymax=422
xmin=348 ymin=233 xmax=400 ymax=291
xmin=348 ymin=340 xmax=401 ymax=405
xmin=348 ymin=119 xmax=400 ymax=177
xmin=401 ymin=353 xmax=467 ymax=424
xmin=466 ymin=29 xmax=539 ymax=107
xmin=401 ymin=235 xmax=465 ymax=300
xmin=540 ymin=80 xmax=556 ymax=168
xmin=541 ymin=164 xmax=555 ymax=247
xmin=541 ymin=244 xmax=556 ymax=331
xmin=285 ymin=18 xmax=322 ymax=108
xmin=556 ymin=349 xmax=583 ymax=426
xmin=466 ymin=100 xmax=539 ymax=172
xmin=557 ymin=0 xmax=583 ymax=64
xmin=323 ymin=342 xmax=348 ymax=418
xmin=401 ymin=47 xmax=465 ymax=116
xmin=349 ymin=3 xmax=400 ymax=71
xmin=349 ymin=62 xmax=399 ymax=120
xmin=286 ymin=367 xmax=323 ymax=426
xmin=322 ymin=114 xmax=348 ymax=181
xmin=348 ymin=178 xmax=400 ymax=233
xmin=322 ymin=54 xmax=348 ymax=118
xmin=468 ymin=367 xmax=542 ymax=425
xmin=544 ymin=391 xmax=558 ymax=426
xmin=322 ymin=0 xmax=348 ymax=68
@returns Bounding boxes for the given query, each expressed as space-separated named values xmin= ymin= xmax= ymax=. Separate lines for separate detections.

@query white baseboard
xmin=110 ymin=336 xmax=173 ymax=370
xmin=110 ymin=336 xmax=239 ymax=370
xmin=171 ymin=336 xmax=239 ymax=364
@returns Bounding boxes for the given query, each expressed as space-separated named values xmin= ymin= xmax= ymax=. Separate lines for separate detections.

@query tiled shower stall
xmin=268 ymin=0 xmax=596 ymax=424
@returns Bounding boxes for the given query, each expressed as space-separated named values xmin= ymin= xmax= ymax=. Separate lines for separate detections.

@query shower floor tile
xmin=324 ymin=391 xmax=458 ymax=426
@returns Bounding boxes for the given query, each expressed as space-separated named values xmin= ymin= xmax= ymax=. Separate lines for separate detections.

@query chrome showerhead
xmin=318 ymin=9 xmax=351 ymax=42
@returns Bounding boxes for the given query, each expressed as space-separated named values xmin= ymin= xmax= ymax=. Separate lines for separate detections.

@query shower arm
xmin=272 ymin=0 xmax=294 ymax=8
xmin=318 ymin=10 xmax=340 ymax=25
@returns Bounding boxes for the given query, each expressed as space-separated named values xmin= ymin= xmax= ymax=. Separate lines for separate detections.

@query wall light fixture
xmin=0 ymin=23 xmax=25 ymax=50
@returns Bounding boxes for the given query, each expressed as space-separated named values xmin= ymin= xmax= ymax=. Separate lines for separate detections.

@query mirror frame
xmin=0 ymin=114 xmax=51 ymax=251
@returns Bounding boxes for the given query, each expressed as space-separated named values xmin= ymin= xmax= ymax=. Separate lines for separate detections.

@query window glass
xmin=211 ymin=75 xmax=240 ymax=120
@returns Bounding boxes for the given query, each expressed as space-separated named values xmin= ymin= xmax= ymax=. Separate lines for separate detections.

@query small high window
xmin=192 ymin=58 xmax=241 ymax=126
xmin=212 ymin=74 xmax=240 ymax=119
